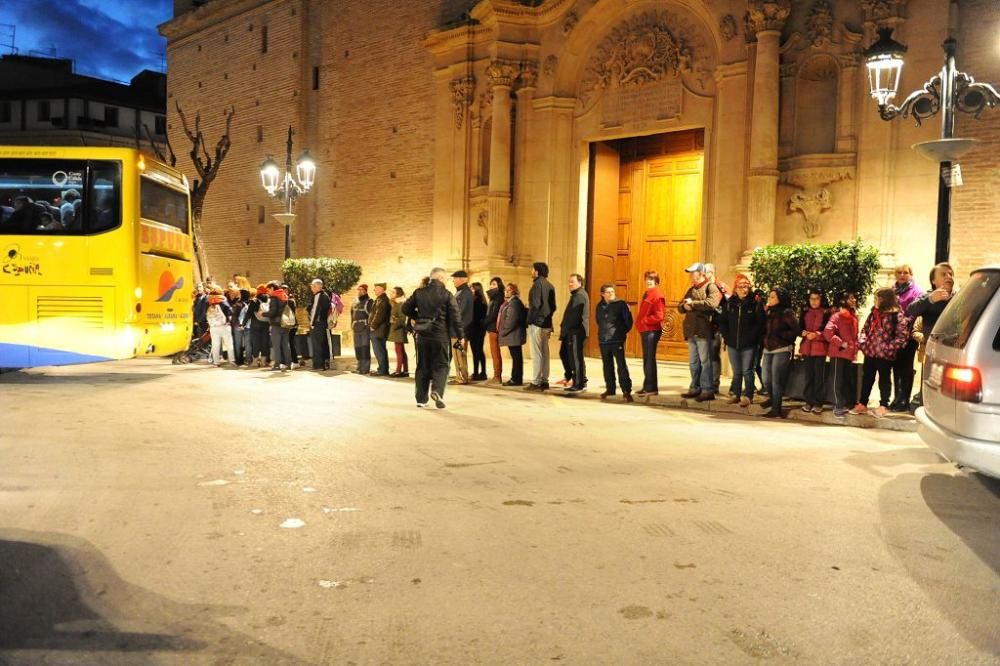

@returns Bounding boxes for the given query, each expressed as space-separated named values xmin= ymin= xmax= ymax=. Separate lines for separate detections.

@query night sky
xmin=0 ymin=0 xmax=173 ymax=83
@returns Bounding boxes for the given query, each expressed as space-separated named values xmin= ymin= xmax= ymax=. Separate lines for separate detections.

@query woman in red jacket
xmin=798 ymin=288 xmax=830 ymax=414
xmin=823 ymin=291 xmax=859 ymax=419
xmin=635 ymin=270 xmax=666 ymax=396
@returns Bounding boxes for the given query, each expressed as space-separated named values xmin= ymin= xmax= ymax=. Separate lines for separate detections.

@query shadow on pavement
xmin=878 ymin=473 xmax=1000 ymax=655
xmin=0 ymin=372 xmax=165 ymax=386
xmin=844 ymin=447 xmax=945 ymax=478
xmin=0 ymin=529 xmax=307 ymax=664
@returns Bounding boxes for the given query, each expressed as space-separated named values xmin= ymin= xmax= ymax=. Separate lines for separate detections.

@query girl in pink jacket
xmin=823 ymin=292 xmax=859 ymax=418
xmin=851 ymin=288 xmax=910 ymax=417
xmin=798 ymin=288 xmax=830 ymax=413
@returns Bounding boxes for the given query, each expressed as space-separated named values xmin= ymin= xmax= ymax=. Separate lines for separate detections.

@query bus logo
xmin=157 ymin=271 xmax=185 ymax=302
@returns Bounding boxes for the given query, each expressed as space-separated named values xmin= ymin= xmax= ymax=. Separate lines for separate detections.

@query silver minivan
xmin=916 ymin=266 xmax=1000 ymax=478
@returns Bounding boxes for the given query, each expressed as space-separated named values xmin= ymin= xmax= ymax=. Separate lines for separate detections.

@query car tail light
xmin=941 ymin=364 xmax=983 ymax=403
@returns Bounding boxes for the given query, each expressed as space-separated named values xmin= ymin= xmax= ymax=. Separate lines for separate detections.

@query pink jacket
xmin=823 ymin=308 xmax=859 ymax=361
xmin=798 ymin=307 xmax=830 ymax=357
xmin=859 ymin=307 xmax=909 ymax=361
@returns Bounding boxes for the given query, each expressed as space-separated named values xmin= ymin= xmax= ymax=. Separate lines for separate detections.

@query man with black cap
xmin=678 ymin=262 xmax=722 ymax=402
xmin=368 ymin=282 xmax=392 ymax=376
xmin=450 ymin=270 xmax=473 ymax=384
xmin=526 ymin=261 xmax=557 ymax=391
xmin=403 ymin=268 xmax=464 ymax=408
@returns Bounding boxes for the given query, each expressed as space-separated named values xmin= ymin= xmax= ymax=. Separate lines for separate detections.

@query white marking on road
xmin=318 ymin=579 xmax=347 ymax=589
xmin=322 ymin=506 xmax=360 ymax=513
xmin=234 ymin=470 xmax=246 ymax=475
xmin=280 ymin=518 xmax=305 ymax=528
xmin=250 ymin=509 xmax=264 ymax=515
xmin=303 ymin=487 xmax=317 ymax=493
xmin=197 ymin=479 xmax=229 ymax=487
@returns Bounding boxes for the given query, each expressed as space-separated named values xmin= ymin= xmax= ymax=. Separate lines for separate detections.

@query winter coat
xmin=560 ymin=288 xmax=590 ymax=339
xmin=484 ymin=288 xmax=503 ymax=334
xmin=636 ymin=287 xmax=666 ymax=334
xmin=798 ymin=307 xmax=831 ymax=357
xmin=388 ymin=301 xmax=408 ymax=344
xmin=351 ymin=295 xmax=373 ymax=336
xmin=497 ymin=295 xmax=527 ymax=347
xmin=471 ymin=298 xmax=487 ymax=336
xmin=859 ymin=307 xmax=909 ymax=361
xmin=894 ymin=280 xmax=924 ymax=321
xmin=906 ymin=291 xmax=953 ymax=336
xmin=193 ymin=294 xmax=208 ymax=324
xmin=307 ymin=291 xmax=332 ymax=328
xmin=718 ymin=294 xmax=765 ymax=350
xmin=595 ymin=299 xmax=633 ymax=345
xmin=527 ymin=276 xmax=557 ymax=329
xmin=401 ymin=279 xmax=463 ymax=343
xmin=230 ymin=299 xmax=249 ymax=331
xmin=763 ymin=307 xmax=800 ymax=351
xmin=249 ymin=296 xmax=270 ymax=330
xmin=368 ymin=293 xmax=391 ymax=339
xmin=680 ymin=280 xmax=722 ymax=340
xmin=823 ymin=308 xmax=859 ymax=361
xmin=206 ymin=302 xmax=232 ymax=328
xmin=455 ymin=284 xmax=474 ymax=335
xmin=266 ymin=289 xmax=290 ymax=326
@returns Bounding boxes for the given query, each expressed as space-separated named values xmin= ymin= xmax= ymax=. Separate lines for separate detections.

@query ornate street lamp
xmin=259 ymin=126 xmax=316 ymax=260
xmin=863 ymin=28 xmax=1000 ymax=264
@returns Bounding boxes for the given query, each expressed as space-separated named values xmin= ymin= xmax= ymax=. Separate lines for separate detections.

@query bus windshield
xmin=0 ymin=158 xmax=121 ymax=235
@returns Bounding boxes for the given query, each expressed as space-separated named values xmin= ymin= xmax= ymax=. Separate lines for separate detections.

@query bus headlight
xmin=134 ymin=287 xmax=143 ymax=299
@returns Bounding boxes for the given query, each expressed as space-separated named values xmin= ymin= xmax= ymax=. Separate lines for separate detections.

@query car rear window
xmin=932 ymin=270 xmax=1000 ymax=349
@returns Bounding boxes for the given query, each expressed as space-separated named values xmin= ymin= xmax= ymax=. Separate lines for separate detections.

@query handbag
xmin=280 ymin=303 xmax=297 ymax=329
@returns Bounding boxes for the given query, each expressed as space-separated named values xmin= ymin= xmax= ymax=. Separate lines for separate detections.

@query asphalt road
xmin=1 ymin=360 xmax=998 ymax=665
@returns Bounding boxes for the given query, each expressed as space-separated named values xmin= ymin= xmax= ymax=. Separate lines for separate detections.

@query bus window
xmin=89 ymin=161 xmax=121 ymax=233
xmin=140 ymin=177 xmax=189 ymax=233
xmin=0 ymin=159 xmax=87 ymax=234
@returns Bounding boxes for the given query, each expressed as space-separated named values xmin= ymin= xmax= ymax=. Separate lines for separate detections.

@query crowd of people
xmin=190 ymin=260 xmax=957 ymax=416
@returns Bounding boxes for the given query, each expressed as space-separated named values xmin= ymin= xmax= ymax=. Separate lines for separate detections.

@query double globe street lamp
xmin=863 ymin=27 xmax=1000 ymax=264
xmin=260 ymin=126 xmax=317 ymax=260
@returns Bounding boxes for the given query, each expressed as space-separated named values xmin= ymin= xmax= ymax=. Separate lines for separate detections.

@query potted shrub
xmin=749 ymin=239 xmax=881 ymax=406
xmin=282 ymin=257 xmax=363 ymax=359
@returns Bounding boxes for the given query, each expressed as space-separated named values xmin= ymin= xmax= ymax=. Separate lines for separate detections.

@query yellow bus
xmin=0 ymin=146 xmax=194 ymax=368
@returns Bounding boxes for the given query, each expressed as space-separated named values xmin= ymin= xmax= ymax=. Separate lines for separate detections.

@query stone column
xmin=512 ymin=62 xmax=537 ymax=264
xmin=742 ymin=0 xmax=790 ymax=262
xmin=486 ymin=59 xmax=518 ymax=261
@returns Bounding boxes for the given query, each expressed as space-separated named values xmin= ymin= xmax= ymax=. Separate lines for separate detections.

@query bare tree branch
xmin=142 ymin=122 xmax=168 ymax=164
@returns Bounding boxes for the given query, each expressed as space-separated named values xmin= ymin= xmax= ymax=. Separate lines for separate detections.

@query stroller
xmin=173 ymin=328 xmax=212 ymax=364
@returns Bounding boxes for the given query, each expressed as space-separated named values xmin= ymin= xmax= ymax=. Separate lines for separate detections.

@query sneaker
xmin=524 ymin=383 xmax=540 ymax=391
xmin=623 ymin=393 xmax=634 ymax=403
xmin=398 ymin=372 xmax=410 ymax=378
xmin=538 ymin=383 xmax=550 ymax=391
xmin=739 ymin=396 xmax=751 ymax=408
xmin=279 ymin=364 xmax=290 ymax=372
xmin=800 ymin=405 xmax=813 ymax=413
xmin=849 ymin=403 xmax=868 ymax=415
xmin=290 ymin=363 xmax=299 ymax=370
xmin=760 ymin=399 xmax=772 ymax=410
xmin=565 ymin=385 xmax=585 ymax=393
xmin=555 ymin=378 xmax=572 ymax=387
xmin=889 ymin=402 xmax=909 ymax=413
xmin=600 ymin=391 xmax=615 ymax=400
xmin=680 ymin=390 xmax=701 ymax=399
xmin=833 ymin=408 xmax=849 ymax=418
xmin=694 ymin=393 xmax=715 ymax=402
xmin=635 ymin=389 xmax=658 ymax=397
xmin=430 ymin=391 xmax=446 ymax=409
xmin=503 ymin=380 xmax=523 ymax=387
xmin=812 ymin=406 xmax=823 ymax=415
xmin=873 ymin=406 xmax=888 ymax=418
xmin=486 ymin=377 xmax=503 ymax=386
xmin=416 ymin=402 xmax=427 ymax=409
xmin=762 ymin=409 xmax=784 ymax=419
xmin=726 ymin=396 xmax=740 ymax=405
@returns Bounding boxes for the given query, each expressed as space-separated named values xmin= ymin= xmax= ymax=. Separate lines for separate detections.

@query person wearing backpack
xmin=206 ymin=287 xmax=234 ymax=366
xmin=229 ymin=288 xmax=250 ymax=366
xmin=248 ymin=285 xmax=271 ymax=367
xmin=851 ymin=287 xmax=909 ymax=418
xmin=798 ymin=288 xmax=831 ymax=414
xmin=266 ymin=281 xmax=293 ymax=371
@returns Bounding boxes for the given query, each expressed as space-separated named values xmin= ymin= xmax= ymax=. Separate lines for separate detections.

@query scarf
xmin=894 ymin=280 xmax=911 ymax=296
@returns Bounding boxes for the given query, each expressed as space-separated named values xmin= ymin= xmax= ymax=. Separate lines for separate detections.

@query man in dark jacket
xmin=368 ymin=282 xmax=392 ymax=376
xmin=526 ymin=261 xmax=557 ymax=391
xmin=307 ymin=278 xmax=332 ymax=370
xmin=678 ymin=262 xmax=722 ymax=401
xmin=907 ymin=262 xmax=955 ymax=409
xmin=266 ymin=281 xmax=292 ymax=370
xmin=402 ymin=268 xmax=463 ymax=409
xmin=718 ymin=276 xmax=765 ymax=406
xmin=558 ymin=273 xmax=590 ymax=393
xmin=351 ymin=284 xmax=373 ymax=374
xmin=451 ymin=270 xmax=473 ymax=384
xmin=596 ymin=283 xmax=633 ymax=402
xmin=192 ymin=283 xmax=208 ymax=338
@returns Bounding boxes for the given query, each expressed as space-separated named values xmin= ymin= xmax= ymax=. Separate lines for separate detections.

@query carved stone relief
xmin=746 ymin=0 xmax=791 ymax=35
xmin=859 ymin=0 xmax=907 ymax=25
xmin=789 ymin=189 xmax=831 ymax=238
xmin=563 ymin=10 xmax=579 ymax=35
xmin=578 ymin=10 xmax=714 ymax=108
xmin=518 ymin=62 xmax=539 ymax=89
xmin=477 ymin=208 xmax=489 ymax=246
xmin=806 ymin=0 xmax=834 ymax=48
xmin=719 ymin=14 xmax=738 ymax=42
xmin=781 ymin=161 xmax=854 ymax=238
xmin=487 ymin=59 xmax=519 ymax=88
xmin=449 ymin=76 xmax=475 ymax=130
xmin=543 ymin=55 xmax=559 ymax=77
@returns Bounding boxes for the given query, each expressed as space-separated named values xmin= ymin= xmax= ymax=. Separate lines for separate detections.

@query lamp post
xmin=863 ymin=28 xmax=1000 ymax=264
xmin=259 ymin=126 xmax=317 ymax=260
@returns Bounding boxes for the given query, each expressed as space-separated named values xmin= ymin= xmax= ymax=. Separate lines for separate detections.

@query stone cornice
xmin=159 ymin=0 xmax=274 ymax=44
xmin=470 ymin=0 xmax=578 ymax=29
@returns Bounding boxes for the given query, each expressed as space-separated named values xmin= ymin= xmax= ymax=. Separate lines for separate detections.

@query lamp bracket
xmin=879 ymin=74 xmax=941 ymax=125
xmin=954 ymin=72 xmax=1000 ymax=120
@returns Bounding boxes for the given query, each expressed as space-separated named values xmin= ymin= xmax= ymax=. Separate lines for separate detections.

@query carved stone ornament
xmin=478 ymin=89 xmax=494 ymax=117
xmin=719 ymin=14 xmax=738 ymax=42
xmin=578 ymin=10 xmax=714 ymax=107
xmin=806 ymin=0 xmax=834 ymax=47
xmin=449 ymin=76 xmax=475 ymax=130
xmin=563 ymin=10 xmax=579 ymax=36
xmin=487 ymin=60 xmax=519 ymax=88
xmin=518 ymin=62 xmax=539 ymax=89
xmin=543 ymin=54 xmax=559 ymax=77
xmin=746 ymin=0 xmax=791 ymax=35
xmin=789 ymin=189 xmax=832 ymax=239
xmin=477 ymin=208 xmax=489 ymax=246
xmin=859 ymin=0 xmax=906 ymax=24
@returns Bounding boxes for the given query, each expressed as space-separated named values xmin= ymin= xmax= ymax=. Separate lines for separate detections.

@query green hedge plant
xmin=282 ymin=257 xmax=363 ymax=305
xmin=749 ymin=239 xmax=881 ymax=311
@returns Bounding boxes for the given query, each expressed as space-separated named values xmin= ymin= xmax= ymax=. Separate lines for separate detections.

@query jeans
xmin=488 ymin=331 xmax=503 ymax=379
xmin=727 ymin=346 xmax=756 ymax=399
xmin=861 ymin=356 xmax=893 ymax=407
xmin=353 ymin=329 xmax=371 ymax=373
xmin=831 ymin=357 xmax=855 ymax=410
xmin=762 ymin=350 xmax=791 ymax=411
xmin=640 ymin=329 xmax=662 ymax=392
xmin=560 ymin=334 xmax=587 ymax=388
xmin=269 ymin=325 xmax=291 ymax=367
xmin=414 ymin=338 xmax=450 ymax=404
xmin=371 ymin=335 xmax=389 ymax=375
xmin=209 ymin=324 xmax=233 ymax=364
xmin=395 ymin=342 xmax=408 ymax=373
xmin=892 ymin=338 xmax=918 ymax=406
xmin=507 ymin=345 xmax=523 ymax=384
xmin=232 ymin=327 xmax=247 ymax=364
xmin=687 ymin=337 xmax=714 ymax=394
xmin=470 ymin=330 xmax=487 ymax=377
xmin=802 ymin=355 xmax=827 ymax=407
xmin=600 ymin=342 xmax=632 ymax=394
xmin=527 ymin=325 xmax=551 ymax=386
xmin=309 ymin=324 xmax=329 ymax=369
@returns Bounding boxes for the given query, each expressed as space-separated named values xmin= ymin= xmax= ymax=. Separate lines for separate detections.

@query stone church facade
xmin=162 ymin=0 xmax=999 ymax=358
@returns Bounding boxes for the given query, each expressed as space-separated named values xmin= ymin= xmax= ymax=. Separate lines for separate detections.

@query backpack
xmin=280 ymin=302 xmax=297 ymax=328
xmin=253 ymin=300 xmax=270 ymax=323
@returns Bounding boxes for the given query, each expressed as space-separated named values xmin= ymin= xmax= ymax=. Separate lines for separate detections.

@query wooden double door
xmin=587 ymin=130 xmax=704 ymax=361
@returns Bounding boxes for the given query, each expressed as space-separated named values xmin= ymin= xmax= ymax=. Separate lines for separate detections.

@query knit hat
xmin=374 ymin=282 xmax=387 ymax=289
xmin=359 ymin=284 xmax=368 ymax=291
xmin=256 ymin=284 xmax=268 ymax=296
xmin=734 ymin=273 xmax=751 ymax=287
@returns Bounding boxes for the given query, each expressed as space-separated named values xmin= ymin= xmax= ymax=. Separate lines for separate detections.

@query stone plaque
xmin=601 ymin=80 xmax=682 ymax=127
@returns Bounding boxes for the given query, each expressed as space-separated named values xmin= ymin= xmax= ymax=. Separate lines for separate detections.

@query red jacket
xmin=798 ymin=307 xmax=830 ymax=357
xmin=823 ymin=308 xmax=858 ymax=361
xmin=636 ymin=287 xmax=666 ymax=333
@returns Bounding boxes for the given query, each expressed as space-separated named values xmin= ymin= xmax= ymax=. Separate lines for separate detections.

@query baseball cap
xmin=684 ymin=262 xmax=706 ymax=273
